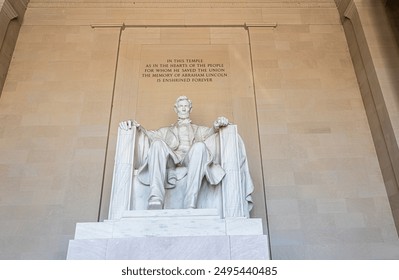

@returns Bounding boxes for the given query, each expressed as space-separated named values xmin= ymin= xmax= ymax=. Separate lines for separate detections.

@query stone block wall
xmin=0 ymin=23 xmax=120 ymax=258
xmin=249 ymin=21 xmax=398 ymax=258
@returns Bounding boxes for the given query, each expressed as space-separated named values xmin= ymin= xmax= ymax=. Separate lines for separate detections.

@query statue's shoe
xmin=147 ymin=199 xmax=162 ymax=210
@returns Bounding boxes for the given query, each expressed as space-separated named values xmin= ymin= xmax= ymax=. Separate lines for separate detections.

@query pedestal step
xmin=67 ymin=209 xmax=270 ymax=260
xmin=67 ymin=235 xmax=270 ymax=260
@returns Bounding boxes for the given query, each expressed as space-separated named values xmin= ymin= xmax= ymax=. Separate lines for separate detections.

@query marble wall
xmin=0 ymin=0 xmax=398 ymax=259
xmin=0 ymin=24 xmax=120 ymax=258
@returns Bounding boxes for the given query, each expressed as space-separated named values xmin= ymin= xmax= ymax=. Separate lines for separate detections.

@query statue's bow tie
xmin=177 ymin=119 xmax=192 ymax=126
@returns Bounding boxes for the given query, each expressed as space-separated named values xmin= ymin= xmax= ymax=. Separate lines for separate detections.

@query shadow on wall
xmin=385 ymin=0 xmax=399 ymax=48
xmin=365 ymin=0 xmax=399 ymax=236
xmin=0 ymin=18 xmax=19 ymax=96
xmin=0 ymin=0 xmax=29 ymax=97
xmin=339 ymin=0 xmax=399 ymax=236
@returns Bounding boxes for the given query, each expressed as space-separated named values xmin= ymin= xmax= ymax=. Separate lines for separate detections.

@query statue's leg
xmin=183 ymin=142 xmax=208 ymax=208
xmin=147 ymin=140 xmax=172 ymax=209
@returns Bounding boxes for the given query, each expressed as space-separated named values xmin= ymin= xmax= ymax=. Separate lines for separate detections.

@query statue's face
xmin=175 ymin=99 xmax=191 ymax=119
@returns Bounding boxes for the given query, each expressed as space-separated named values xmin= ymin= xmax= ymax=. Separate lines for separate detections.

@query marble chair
xmin=108 ymin=124 xmax=254 ymax=220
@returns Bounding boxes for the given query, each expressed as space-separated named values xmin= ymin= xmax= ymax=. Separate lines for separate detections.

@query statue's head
xmin=174 ymin=96 xmax=192 ymax=119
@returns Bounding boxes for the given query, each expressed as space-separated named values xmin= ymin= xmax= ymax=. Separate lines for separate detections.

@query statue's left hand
xmin=119 ymin=120 xmax=140 ymax=131
xmin=214 ymin=116 xmax=229 ymax=129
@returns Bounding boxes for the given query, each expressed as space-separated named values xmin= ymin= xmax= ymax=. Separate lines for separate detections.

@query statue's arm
xmin=119 ymin=120 xmax=155 ymax=140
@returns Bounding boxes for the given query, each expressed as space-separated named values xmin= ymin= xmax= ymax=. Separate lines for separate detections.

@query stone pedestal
xmin=67 ymin=209 xmax=270 ymax=260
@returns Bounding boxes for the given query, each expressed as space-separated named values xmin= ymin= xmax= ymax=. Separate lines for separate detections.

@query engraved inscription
xmin=141 ymin=58 xmax=228 ymax=83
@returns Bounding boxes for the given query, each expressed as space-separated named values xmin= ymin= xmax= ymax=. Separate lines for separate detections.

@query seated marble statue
xmin=119 ymin=96 xmax=230 ymax=210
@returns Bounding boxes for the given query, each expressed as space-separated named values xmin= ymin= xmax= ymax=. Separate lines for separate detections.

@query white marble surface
xmin=68 ymin=235 xmax=270 ymax=260
xmin=108 ymin=127 xmax=136 ymax=220
xmin=75 ymin=222 xmax=113 ymax=240
xmin=220 ymin=125 xmax=245 ymax=217
xmin=106 ymin=236 xmax=231 ymax=260
xmin=230 ymin=235 xmax=270 ymax=260
xmin=74 ymin=209 xmax=263 ymax=240
xmin=68 ymin=208 xmax=270 ymax=260
xmin=112 ymin=218 xmax=226 ymax=238
xmin=226 ymin=218 xmax=264 ymax=235
xmin=67 ymin=239 xmax=108 ymax=260
xmin=121 ymin=208 xmax=219 ymax=219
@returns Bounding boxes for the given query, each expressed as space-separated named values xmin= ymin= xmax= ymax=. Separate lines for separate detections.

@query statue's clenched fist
xmin=119 ymin=120 xmax=140 ymax=131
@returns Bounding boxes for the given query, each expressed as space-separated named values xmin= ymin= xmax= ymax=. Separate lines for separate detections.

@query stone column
xmin=335 ymin=0 xmax=399 ymax=231
xmin=0 ymin=0 xmax=28 ymax=94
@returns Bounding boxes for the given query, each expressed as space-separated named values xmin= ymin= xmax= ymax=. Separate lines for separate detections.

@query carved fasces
xmin=108 ymin=126 xmax=136 ymax=220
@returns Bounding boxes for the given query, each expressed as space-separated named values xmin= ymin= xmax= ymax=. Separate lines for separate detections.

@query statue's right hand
xmin=119 ymin=120 xmax=140 ymax=130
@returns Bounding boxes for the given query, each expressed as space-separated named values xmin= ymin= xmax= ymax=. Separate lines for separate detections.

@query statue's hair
xmin=174 ymin=96 xmax=192 ymax=109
